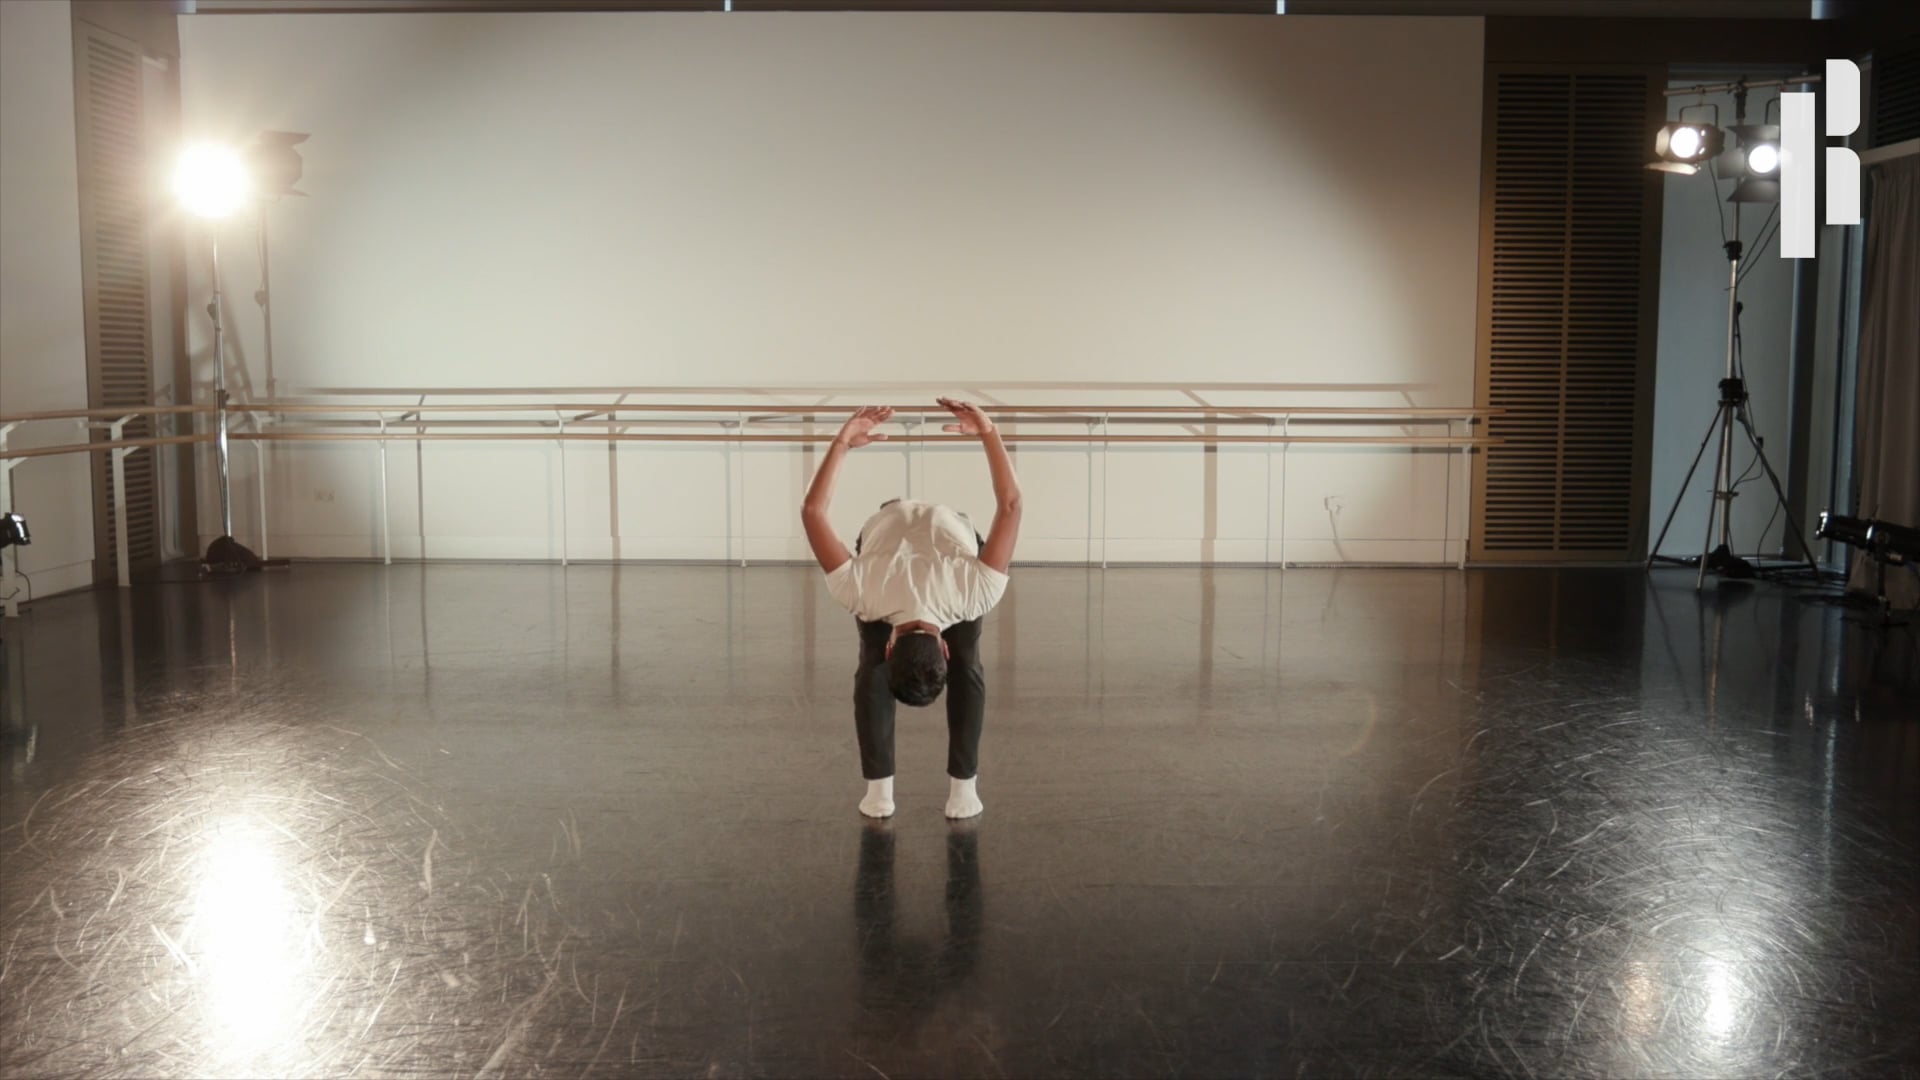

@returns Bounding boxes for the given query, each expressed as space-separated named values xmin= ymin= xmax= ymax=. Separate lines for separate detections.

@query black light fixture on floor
xmin=1817 ymin=513 xmax=1920 ymax=566
xmin=1818 ymin=512 xmax=1920 ymax=624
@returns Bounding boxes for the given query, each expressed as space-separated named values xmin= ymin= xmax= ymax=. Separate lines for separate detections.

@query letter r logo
xmin=1781 ymin=59 xmax=1861 ymax=258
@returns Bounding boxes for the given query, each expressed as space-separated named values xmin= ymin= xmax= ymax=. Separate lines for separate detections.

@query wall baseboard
xmin=3 ymin=559 xmax=94 ymax=607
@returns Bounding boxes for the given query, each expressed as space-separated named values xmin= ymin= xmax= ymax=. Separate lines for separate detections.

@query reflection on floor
xmin=1 ymin=564 xmax=1915 ymax=1078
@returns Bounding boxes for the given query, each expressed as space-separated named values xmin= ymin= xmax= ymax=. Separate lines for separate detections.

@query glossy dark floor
xmin=2 ymin=564 xmax=1916 ymax=1078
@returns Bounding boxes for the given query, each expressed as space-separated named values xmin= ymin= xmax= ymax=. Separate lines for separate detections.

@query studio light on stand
xmin=1644 ymin=76 xmax=1824 ymax=590
xmin=172 ymin=142 xmax=289 ymax=576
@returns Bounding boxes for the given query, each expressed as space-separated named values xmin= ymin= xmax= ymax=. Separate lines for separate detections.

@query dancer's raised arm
xmin=801 ymin=406 xmax=892 ymax=573
xmin=938 ymin=397 xmax=1021 ymax=573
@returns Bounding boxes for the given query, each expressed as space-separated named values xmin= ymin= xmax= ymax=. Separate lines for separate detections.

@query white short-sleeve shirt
xmin=824 ymin=500 xmax=1009 ymax=629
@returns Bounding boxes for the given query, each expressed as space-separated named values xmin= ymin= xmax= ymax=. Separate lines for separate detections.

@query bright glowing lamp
xmin=1647 ymin=120 xmax=1724 ymax=175
xmin=1728 ymin=124 xmax=1781 ymax=176
xmin=1654 ymin=121 xmax=1721 ymax=163
xmin=172 ymin=143 xmax=252 ymax=220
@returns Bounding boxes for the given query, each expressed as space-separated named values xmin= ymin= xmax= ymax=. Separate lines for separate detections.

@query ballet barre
xmin=226 ymin=405 xmax=1496 ymax=571
xmin=233 ymin=431 xmax=1494 ymax=445
xmin=1 ymin=399 xmax=1500 ymax=610
xmin=0 ymin=405 xmax=216 ymax=613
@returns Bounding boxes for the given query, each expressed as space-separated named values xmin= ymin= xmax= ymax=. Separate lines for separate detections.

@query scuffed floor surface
xmin=1 ymin=564 xmax=1916 ymax=1078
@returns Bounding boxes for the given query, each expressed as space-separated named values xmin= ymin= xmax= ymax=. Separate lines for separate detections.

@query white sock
xmin=859 ymin=777 xmax=895 ymax=818
xmin=945 ymin=775 xmax=983 ymax=819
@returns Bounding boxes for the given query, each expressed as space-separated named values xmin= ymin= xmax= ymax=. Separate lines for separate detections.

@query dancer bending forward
xmin=801 ymin=398 xmax=1022 ymax=820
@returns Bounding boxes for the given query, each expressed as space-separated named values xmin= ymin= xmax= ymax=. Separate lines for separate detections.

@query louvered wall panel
xmin=1872 ymin=36 xmax=1920 ymax=148
xmin=75 ymin=23 xmax=160 ymax=579
xmin=1472 ymin=67 xmax=1661 ymax=562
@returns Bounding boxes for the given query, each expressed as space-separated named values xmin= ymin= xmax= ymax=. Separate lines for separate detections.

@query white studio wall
xmin=176 ymin=11 xmax=1486 ymax=565
xmin=1649 ymin=85 xmax=1798 ymax=563
xmin=0 ymin=0 xmax=95 ymax=601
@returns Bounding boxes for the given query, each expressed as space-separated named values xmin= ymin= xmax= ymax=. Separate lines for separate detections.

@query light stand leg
xmin=199 ymin=229 xmax=287 ymax=576
xmin=212 ymin=235 xmax=233 ymax=541
xmin=1717 ymin=209 xmax=1743 ymax=553
xmin=1683 ymin=217 xmax=1758 ymax=591
xmin=1695 ymin=403 xmax=1728 ymax=591
xmin=1696 ymin=234 xmax=1746 ymax=591
xmin=1731 ymin=406 xmax=1823 ymax=574
xmin=258 ymin=209 xmax=277 ymax=402
xmin=1648 ymin=407 xmax=1725 ymax=566
xmin=1699 ymin=400 xmax=1739 ymax=591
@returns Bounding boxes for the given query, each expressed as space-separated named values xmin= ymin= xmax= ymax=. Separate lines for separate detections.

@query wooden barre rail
xmin=264 ymin=415 xmax=1464 ymax=429
xmin=3 ymin=402 xmax=1500 ymax=426
xmin=232 ymin=431 xmax=1500 ymax=447
xmin=3 ymin=430 xmax=1502 ymax=459
xmin=0 ymin=403 xmax=1497 ymax=417
xmin=235 ymin=402 xmax=1502 ymax=418
xmin=0 ymin=405 xmax=211 ymax=423
xmin=0 ymin=434 xmax=211 ymax=460
xmin=737 ymin=413 xmax=1478 ymax=425
xmin=1 ymin=407 xmax=1496 ymax=594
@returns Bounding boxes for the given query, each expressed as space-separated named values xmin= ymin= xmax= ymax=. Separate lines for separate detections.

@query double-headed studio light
xmin=170 ymin=132 xmax=308 ymax=218
xmin=1648 ymin=93 xmax=1784 ymax=203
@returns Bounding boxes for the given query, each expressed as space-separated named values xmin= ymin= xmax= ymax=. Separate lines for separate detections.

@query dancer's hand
xmin=835 ymin=406 xmax=893 ymax=449
xmin=938 ymin=397 xmax=995 ymax=437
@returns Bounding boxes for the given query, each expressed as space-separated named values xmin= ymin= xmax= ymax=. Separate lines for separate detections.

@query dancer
xmin=801 ymin=398 xmax=1022 ymax=819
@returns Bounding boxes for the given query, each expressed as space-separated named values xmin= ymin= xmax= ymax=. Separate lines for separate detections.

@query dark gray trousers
xmin=853 ymin=616 xmax=985 ymax=780
xmin=850 ymin=508 xmax=987 ymax=780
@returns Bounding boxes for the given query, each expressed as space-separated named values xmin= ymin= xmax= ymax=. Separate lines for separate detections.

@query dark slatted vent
xmin=75 ymin=24 xmax=159 ymax=576
xmin=1872 ymin=37 xmax=1920 ymax=148
xmin=1476 ymin=71 xmax=1655 ymax=560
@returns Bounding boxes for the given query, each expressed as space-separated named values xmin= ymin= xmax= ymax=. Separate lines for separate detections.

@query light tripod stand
xmin=1646 ymin=231 xmax=1821 ymax=589
xmin=199 ymin=230 xmax=268 ymax=573
xmin=175 ymin=138 xmax=302 ymax=577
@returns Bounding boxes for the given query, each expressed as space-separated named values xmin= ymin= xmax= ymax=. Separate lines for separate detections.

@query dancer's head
xmin=886 ymin=621 xmax=948 ymax=706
